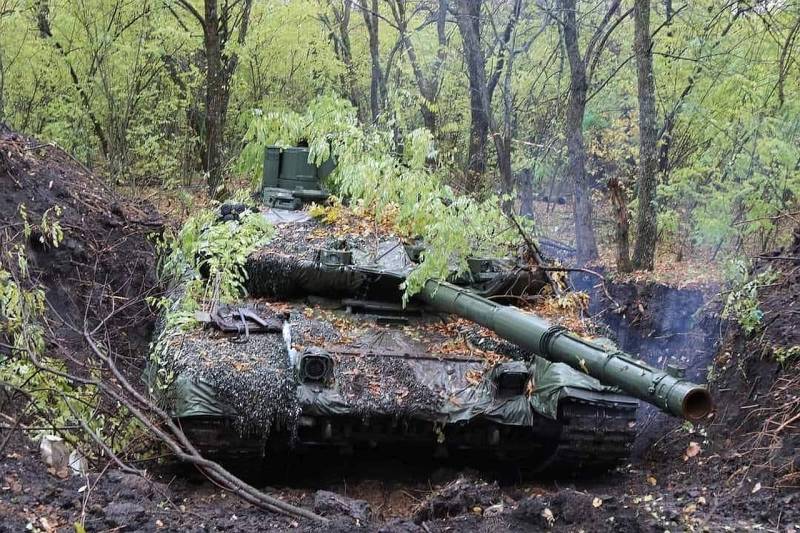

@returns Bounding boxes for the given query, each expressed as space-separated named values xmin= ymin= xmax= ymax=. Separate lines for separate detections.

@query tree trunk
xmin=518 ymin=168 xmax=535 ymax=219
xmin=632 ymin=0 xmax=658 ymax=270
xmin=608 ymin=177 xmax=632 ymax=272
xmin=338 ymin=2 xmax=364 ymax=121
xmin=0 ymin=51 xmax=5 ymax=122
xmin=494 ymin=135 xmax=514 ymax=212
xmin=455 ymin=0 xmax=489 ymax=180
xmin=362 ymin=0 xmax=386 ymax=121
xmin=394 ymin=0 xmax=447 ymax=136
xmin=204 ymin=0 xmax=225 ymax=195
xmin=560 ymin=0 xmax=598 ymax=263
xmin=497 ymin=0 xmax=522 ymax=213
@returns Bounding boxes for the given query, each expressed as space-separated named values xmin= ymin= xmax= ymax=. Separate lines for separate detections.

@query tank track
xmin=540 ymin=398 xmax=638 ymax=473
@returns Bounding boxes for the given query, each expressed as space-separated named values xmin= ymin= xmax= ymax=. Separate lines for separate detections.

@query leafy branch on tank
xmin=240 ymin=95 xmax=530 ymax=302
xmin=148 ymin=201 xmax=274 ymax=393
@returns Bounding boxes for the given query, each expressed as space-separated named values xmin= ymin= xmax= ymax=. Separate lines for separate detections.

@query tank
xmin=157 ymin=147 xmax=711 ymax=473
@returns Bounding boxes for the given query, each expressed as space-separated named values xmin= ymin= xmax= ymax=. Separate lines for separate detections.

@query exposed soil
xmin=0 ymin=127 xmax=163 ymax=367
xmin=1 ymin=125 xmax=798 ymax=531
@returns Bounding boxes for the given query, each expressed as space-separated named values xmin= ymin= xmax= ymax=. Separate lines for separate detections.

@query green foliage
xmin=149 ymin=204 xmax=273 ymax=391
xmin=721 ymin=260 xmax=779 ymax=334
xmin=241 ymin=95 xmax=523 ymax=297
xmin=0 ymin=0 xmax=798 ymax=261
xmin=773 ymin=345 xmax=800 ymax=367
xmin=0 ymin=243 xmax=123 ymax=446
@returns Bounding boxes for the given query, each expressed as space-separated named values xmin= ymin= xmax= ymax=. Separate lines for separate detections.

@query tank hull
xmin=161 ymin=228 xmax=640 ymax=471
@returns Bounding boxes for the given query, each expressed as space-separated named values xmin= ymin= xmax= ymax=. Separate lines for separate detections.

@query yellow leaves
xmin=534 ymin=293 xmax=591 ymax=335
xmin=466 ymin=369 xmax=483 ymax=386
xmin=368 ymin=381 xmax=382 ymax=395
xmin=646 ymin=476 xmax=657 ymax=486
xmin=308 ymin=202 xmax=341 ymax=224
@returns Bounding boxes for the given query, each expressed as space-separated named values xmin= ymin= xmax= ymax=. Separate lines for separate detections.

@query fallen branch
xmin=81 ymin=330 xmax=328 ymax=524
xmin=756 ymin=255 xmax=800 ymax=261
xmin=506 ymin=213 xmax=563 ymax=297
xmin=538 ymin=266 xmax=620 ymax=309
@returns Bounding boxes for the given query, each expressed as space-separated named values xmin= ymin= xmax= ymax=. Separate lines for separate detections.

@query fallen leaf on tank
xmin=466 ymin=369 xmax=483 ymax=385
xmin=684 ymin=441 xmax=701 ymax=460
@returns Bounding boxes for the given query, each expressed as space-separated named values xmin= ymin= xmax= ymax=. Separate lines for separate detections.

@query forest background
xmin=1 ymin=0 xmax=798 ymax=275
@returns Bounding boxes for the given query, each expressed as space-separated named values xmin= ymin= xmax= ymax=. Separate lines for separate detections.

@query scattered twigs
xmin=733 ymin=211 xmax=800 ymax=227
xmin=506 ymin=213 xmax=563 ymax=297
xmin=538 ymin=266 xmax=620 ymax=310
xmin=729 ymin=364 xmax=800 ymax=488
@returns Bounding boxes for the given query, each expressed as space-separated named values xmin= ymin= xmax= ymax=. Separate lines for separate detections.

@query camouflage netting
xmin=169 ymin=333 xmax=300 ymax=436
xmin=246 ymin=252 xmax=371 ymax=299
xmin=163 ymin=302 xmax=301 ymax=437
xmin=329 ymin=352 xmax=445 ymax=419
xmin=289 ymin=310 xmax=446 ymax=418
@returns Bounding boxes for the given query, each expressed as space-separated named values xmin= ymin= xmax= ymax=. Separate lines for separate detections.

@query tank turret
xmin=419 ymin=280 xmax=712 ymax=420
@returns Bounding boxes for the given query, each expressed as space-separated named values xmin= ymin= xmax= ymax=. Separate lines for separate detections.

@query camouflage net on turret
xmin=173 ymin=332 xmax=300 ymax=437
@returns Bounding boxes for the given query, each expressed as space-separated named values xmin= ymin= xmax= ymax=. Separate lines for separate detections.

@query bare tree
xmin=454 ymin=0 xmax=520 ymax=188
xmin=454 ymin=0 xmax=490 ymax=179
xmin=361 ymin=0 xmax=387 ymax=121
xmin=319 ymin=0 xmax=366 ymax=121
xmin=389 ymin=0 xmax=450 ymax=136
xmin=553 ymin=0 xmax=630 ymax=264
xmin=36 ymin=0 xmax=110 ymax=157
xmin=173 ymin=0 xmax=254 ymax=196
xmin=491 ymin=0 xmax=524 ymax=209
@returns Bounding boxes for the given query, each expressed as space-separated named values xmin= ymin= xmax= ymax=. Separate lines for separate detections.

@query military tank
xmin=159 ymin=146 xmax=712 ymax=472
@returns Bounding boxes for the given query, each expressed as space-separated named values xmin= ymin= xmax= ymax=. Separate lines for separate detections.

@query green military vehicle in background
xmin=156 ymin=146 xmax=711 ymax=473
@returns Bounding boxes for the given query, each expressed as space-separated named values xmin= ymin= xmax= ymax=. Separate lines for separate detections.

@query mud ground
xmin=1 ymin=126 xmax=798 ymax=531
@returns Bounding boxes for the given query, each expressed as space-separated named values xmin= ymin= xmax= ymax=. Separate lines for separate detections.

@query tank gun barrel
xmin=419 ymin=280 xmax=712 ymax=420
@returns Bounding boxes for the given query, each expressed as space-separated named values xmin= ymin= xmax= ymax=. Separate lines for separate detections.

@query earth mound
xmin=0 ymin=125 xmax=163 ymax=365
xmin=708 ymin=226 xmax=800 ymax=491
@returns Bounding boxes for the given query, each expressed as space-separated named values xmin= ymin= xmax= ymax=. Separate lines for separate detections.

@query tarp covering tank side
xmin=167 ymin=351 xmax=625 ymax=423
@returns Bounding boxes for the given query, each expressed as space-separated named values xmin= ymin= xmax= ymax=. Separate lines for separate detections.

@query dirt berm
xmin=0 ymin=126 xmax=162 ymax=365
